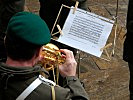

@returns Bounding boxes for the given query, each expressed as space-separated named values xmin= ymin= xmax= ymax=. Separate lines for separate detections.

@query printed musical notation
xmin=69 ymin=15 xmax=104 ymax=44
xmin=58 ymin=7 xmax=114 ymax=57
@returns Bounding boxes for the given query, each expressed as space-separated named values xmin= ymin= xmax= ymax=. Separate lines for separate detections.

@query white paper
xmin=58 ymin=7 xmax=114 ymax=57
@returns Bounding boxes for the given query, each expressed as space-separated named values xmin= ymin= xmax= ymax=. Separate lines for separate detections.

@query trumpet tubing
xmin=39 ymin=43 xmax=65 ymax=71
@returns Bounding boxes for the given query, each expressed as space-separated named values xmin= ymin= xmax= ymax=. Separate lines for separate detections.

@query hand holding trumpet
xmin=39 ymin=43 xmax=77 ymax=78
xmin=59 ymin=49 xmax=77 ymax=77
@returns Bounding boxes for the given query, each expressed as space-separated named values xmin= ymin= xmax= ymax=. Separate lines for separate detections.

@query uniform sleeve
xmin=55 ymin=76 xmax=89 ymax=100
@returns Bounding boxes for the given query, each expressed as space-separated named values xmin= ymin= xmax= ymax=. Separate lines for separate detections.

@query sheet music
xmin=58 ymin=7 xmax=114 ymax=57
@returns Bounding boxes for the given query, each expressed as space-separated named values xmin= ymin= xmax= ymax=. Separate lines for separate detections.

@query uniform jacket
xmin=0 ymin=62 xmax=89 ymax=100
xmin=123 ymin=0 xmax=133 ymax=62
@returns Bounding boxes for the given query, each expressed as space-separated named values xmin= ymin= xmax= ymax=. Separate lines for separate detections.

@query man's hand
xmin=59 ymin=49 xmax=77 ymax=77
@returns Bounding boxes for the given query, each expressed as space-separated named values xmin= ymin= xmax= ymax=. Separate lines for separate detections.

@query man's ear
xmin=39 ymin=46 xmax=43 ymax=56
xmin=35 ymin=47 xmax=42 ymax=58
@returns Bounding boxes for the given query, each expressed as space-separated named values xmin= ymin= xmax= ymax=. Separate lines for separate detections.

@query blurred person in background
xmin=123 ymin=0 xmax=133 ymax=99
xmin=0 ymin=0 xmax=25 ymax=62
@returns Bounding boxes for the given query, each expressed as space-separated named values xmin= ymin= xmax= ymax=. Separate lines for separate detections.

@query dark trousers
xmin=128 ymin=63 xmax=133 ymax=100
xmin=0 ymin=0 xmax=25 ymax=62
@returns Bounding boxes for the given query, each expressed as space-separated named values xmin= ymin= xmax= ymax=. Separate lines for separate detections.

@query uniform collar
xmin=0 ymin=62 xmax=49 ymax=80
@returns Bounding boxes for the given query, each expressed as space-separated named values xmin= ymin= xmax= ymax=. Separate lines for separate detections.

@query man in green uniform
xmin=0 ymin=12 xmax=89 ymax=100
xmin=0 ymin=0 xmax=88 ymax=87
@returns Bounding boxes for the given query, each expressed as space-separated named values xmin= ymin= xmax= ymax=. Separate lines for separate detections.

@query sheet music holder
xmin=51 ymin=5 xmax=115 ymax=61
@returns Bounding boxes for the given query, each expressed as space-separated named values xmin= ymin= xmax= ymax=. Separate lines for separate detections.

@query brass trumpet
xmin=39 ymin=43 xmax=65 ymax=71
xmin=39 ymin=43 xmax=65 ymax=84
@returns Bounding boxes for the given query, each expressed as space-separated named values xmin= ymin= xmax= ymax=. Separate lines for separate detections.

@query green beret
xmin=6 ymin=11 xmax=51 ymax=45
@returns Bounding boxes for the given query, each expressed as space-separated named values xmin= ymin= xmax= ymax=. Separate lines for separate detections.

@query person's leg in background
xmin=128 ymin=63 xmax=133 ymax=99
xmin=0 ymin=0 xmax=25 ymax=62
